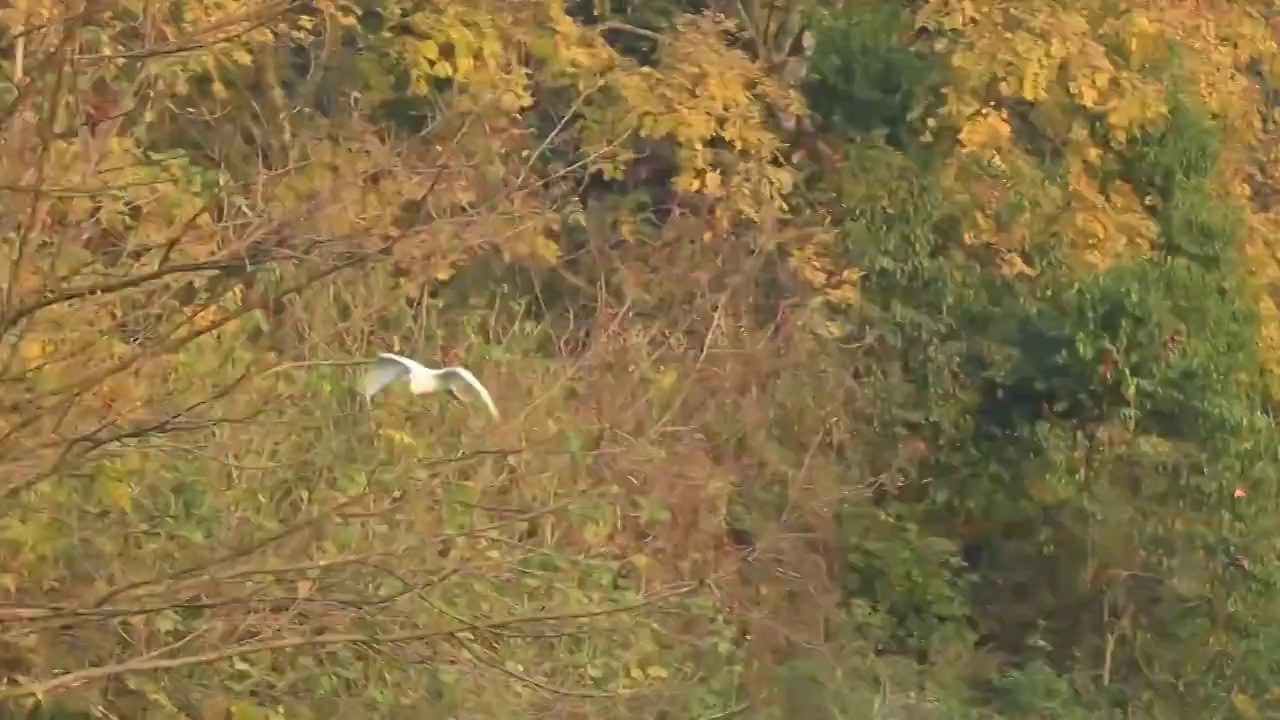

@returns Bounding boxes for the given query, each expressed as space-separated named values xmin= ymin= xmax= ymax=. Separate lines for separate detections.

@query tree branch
xmin=0 ymin=585 xmax=696 ymax=699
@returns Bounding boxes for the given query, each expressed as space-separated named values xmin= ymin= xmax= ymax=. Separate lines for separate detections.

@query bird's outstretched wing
xmin=440 ymin=367 xmax=499 ymax=418
xmin=361 ymin=353 xmax=418 ymax=399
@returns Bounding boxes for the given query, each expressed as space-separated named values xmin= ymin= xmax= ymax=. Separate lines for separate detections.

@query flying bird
xmin=361 ymin=352 xmax=499 ymax=419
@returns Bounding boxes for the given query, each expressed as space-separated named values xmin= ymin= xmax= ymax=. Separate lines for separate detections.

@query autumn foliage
xmin=3 ymin=0 xmax=1280 ymax=717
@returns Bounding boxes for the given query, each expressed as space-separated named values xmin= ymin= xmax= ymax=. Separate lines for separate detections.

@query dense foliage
xmin=3 ymin=0 xmax=1280 ymax=717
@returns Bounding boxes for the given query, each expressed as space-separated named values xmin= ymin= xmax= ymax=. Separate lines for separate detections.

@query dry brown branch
xmin=0 ymin=585 xmax=698 ymax=699
xmin=84 ymin=447 xmax=523 ymax=607
xmin=0 ymin=259 xmax=238 ymax=334
xmin=0 ymin=246 xmax=392 ymax=498
xmin=457 ymin=639 xmax=618 ymax=698
xmin=74 ymin=1 xmax=296 ymax=62
xmin=0 ymin=12 xmax=76 ymax=328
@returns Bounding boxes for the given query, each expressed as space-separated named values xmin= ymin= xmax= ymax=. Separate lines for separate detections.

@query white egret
xmin=361 ymin=352 xmax=499 ymax=419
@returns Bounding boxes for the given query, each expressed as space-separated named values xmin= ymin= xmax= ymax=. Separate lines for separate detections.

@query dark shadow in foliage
xmin=804 ymin=5 xmax=943 ymax=155
xmin=810 ymin=26 xmax=1280 ymax=707
xmin=564 ymin=0 xmax=692 ymax=66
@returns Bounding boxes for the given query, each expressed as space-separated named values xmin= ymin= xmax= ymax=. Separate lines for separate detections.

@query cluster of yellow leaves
xmin=571 ymin=12 xmax=803 ymax=223
xmin=785 ymin=221 xmax=862 ymax=337
xmin=266 ymin=134 xmax=416 ymax=239
xmin=918 ymin=4 xmax=1159 ymax=271
xmin=0 ymin=140 xmax=212 ymax=444
xmin=800 ymin=263 xmax=863 ymax=306
xmin=928 ymin=2 xmax=1169 ymax=141
xmin=917 ymin=0 xmax=1280 ymax=390
xmin=293 ymin=0 xmax=810 ymax=272
xmin=788 ymin=226 xmax=861 ymax=305
xmin=0 ymin=0 xmax=812 ymax=427
xmin=342 ymin=2 xmax=514 ymax=104
xmin=955 ymin=106 xmax=1011 ymax=154
xmin=0 ymin=3 xmax=305 ymax=486
xmin=914 ymin=0 xmax=1280 ymax=279
xmin=1245 ymin=210 xmax=1280 ymax=392
xmin=260 ymin=128 xmax=551 ymax=274
xmin=0 ymin=0 xmax=64 ymax=34
xmin=64 ymin=0 xmax=284 ymax=102
xmin=1122 ymin=6 xmax=1272 ymax=145
xmin=1063 ymin=160 xmax=1157 ymax=268
xmin=1227 ymin=23 xmax=1280 ymax=392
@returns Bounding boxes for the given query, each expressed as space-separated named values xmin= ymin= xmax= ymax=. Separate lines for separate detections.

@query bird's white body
xmin=362 ymin=352 xmax=499 ymax=419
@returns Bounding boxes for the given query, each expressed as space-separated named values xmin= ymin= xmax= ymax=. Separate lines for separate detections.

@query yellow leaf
xmin=1232 ymin=692 xmax=1260 ymax=720
xmin=94 ymin=475 xmax=133 ymax=513
xmin=481 ymin=37 xmax=503 ymax=66
xmin=769 ymin=166 xmax=795 ymax=194
xmin=532 ymin=235 xmax=560 ymax=263
xmin=431 ymin=60 xmax=454 ymax=78
xmin=18 ymin=339 xmax=45 ymax=370
xmin=377 ymin=428 xmax=418 ymax=448
xmin=703 ymin=170 xmax=722 ymax=194
xmin=583 ymin=522 xmax=608 ymax=545
xmin=498 ymin=91 xmax=525 ymax=113
xmin=449 ymin=25 xmax=476 ymax=56
xmin=1021 ymin=63 xmax=1040 ymax=100
xmin=958 ymin=109 xmax=1012 ymax=152
xmin=656 ymin=368 xmax=678 ymax=391
xmin=68 ymin=196 xmax=95 ymax=221
xmin=418 ymin=39 xmax=440 ymax=61
xmin=998 ymin=251 xmax=1038 ymax=278
xmin=826 ymin=283 xmax=860 ymax=305
xmin=674 ymin=174 xmax=699 ymax=193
